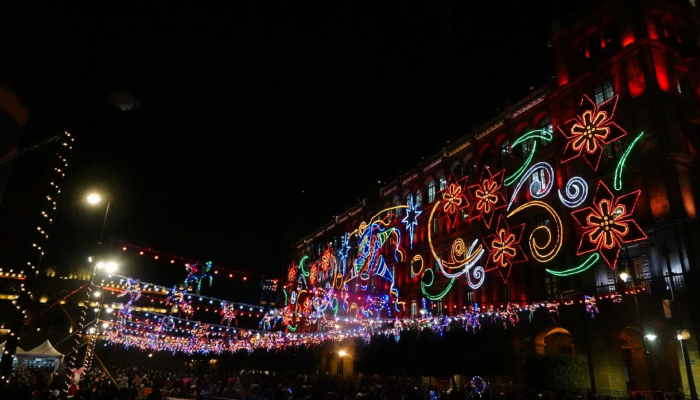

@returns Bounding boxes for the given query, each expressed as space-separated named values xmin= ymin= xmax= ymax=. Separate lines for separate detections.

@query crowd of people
xmin=0 ymin=366 xmax=665 ymax=400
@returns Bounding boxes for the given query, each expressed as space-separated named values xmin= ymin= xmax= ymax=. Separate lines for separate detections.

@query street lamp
xmin=619 ymin=272 xmax=629 ymax=283
xmin=644 ymin=334 xmax=657 ymax=341
xmin=337 ymin=350 xmax=348 ymax=378
xmin=86 ymin=192 xmax=111 ymax=245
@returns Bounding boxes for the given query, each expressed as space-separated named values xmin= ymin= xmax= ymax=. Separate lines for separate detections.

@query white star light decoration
xmin=401 ymin=194 xmax=422 ymax=249
xmin=338 ymin=232 xmax=352 ymax=275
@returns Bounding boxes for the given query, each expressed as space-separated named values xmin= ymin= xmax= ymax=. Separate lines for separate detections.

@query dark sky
xmin=0 ymin=0 xmax=571 ymax=289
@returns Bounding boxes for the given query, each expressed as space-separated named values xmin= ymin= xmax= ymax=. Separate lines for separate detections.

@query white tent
xmin=15 ymin=340 xmax=63 ymax=370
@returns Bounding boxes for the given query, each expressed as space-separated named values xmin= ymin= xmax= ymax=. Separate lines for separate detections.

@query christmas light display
xmin=571 ymin=181 xmax=647 ymax=269
xmin=506 ymin=162 xmax=554 ymax=211
xmin=117 ymin=278 xmax=141 ymax=319
xmin=503 ymin=129 xmax=552 ymax=186
xmin=470 ymin=376 xmax=487 ymax=396
xmin=507 ymin=201 xmax=563 ymax=263
xmin=424 ymin=178 xmax=486 ymax=291
xmin=220 ymin=302 xmax=238 ymax=326
xmin=482 ymin=215 xmax=527 ymax=283
xmin=338 ymin=232 xmax=352 ymax=272
xmin=185 ymin=261 xmax=213 ymax=295
xmin=558 ymin=176 xmax=589 ymax=208
xmin=166 ymin=286 xmax=195 ymax=318
xmin=421 ymin=269 xmax=455 ymax=301
xmin=439 ymin=176 xmax=470 ymax=228
xmin=585 ymin=295 xmax=599 ymax=318
xmin=558 ymin=94 xmax=627 ymax=171
xmin=401 ymin=195 xmax=422 ymax=249
xmin=614 ymin=131 xmax=645 ymax=191
xmin=467 ymin=167 xmax=507 ymax=229
xmin=545 ymin=254 xmax=599 ymax=277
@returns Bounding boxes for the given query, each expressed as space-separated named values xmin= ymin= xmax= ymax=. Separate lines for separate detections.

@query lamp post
xmin=86 ymin=193 xmax=111 ymax=245
xmin=337 ymin=350 xmax=347 ymax=378
xmin=619 ymin=259 xmax=657 ymax=397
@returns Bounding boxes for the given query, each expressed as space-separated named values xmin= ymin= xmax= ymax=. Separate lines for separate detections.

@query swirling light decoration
xmin=507 ymin=162 xmax=554 ymax=211
xmin=507 ymin=201 xmax=563 ymax=263
xmin=558 ymin=176 xmax=588 ymax=208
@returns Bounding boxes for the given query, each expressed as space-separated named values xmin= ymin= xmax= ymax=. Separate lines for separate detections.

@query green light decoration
xmin=282 ymin=289 xmax=288 ymax=306
xmin=614 ymin=132 xmax=645 ymax=191
xmin=504 ymin=130 xmax=552 ymax=186
xmin=287 ymin=324 xmax=297 ymax=332
xmin=546 ymin=253 xmax=599 ymax=277
xmin=332 ymin=297 xmax=339 ymax=316
xmin=420 ymin=268 xmax=455 ymax=301
xmin=504 ymin=141 xmax=537 ymax=186
xmin=299 ymin=255 xmax=309 ymax=277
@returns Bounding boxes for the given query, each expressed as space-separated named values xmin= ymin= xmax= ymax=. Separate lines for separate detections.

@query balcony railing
xmin=553 ymin=272 xmax=697 ymax=302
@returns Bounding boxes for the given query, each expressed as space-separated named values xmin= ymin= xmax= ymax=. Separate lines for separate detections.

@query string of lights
xmin=0 ymin=130 xmax=75 ymax=380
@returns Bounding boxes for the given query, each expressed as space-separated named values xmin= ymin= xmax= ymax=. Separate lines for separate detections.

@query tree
xmin=524 ymin=355 xmax=588 ymax=390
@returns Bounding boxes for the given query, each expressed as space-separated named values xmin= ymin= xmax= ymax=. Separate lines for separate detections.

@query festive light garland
xmin=507 ymin=162 xmax=554 ymax=211
xmin=507 ymin=201 xmax=563 ymax=263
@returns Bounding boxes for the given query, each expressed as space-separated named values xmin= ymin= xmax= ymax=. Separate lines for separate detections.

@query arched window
xmin=439 ymin=174 xmax=447 ymax=191
xmin=466 ymin=159 xmax=477 ymax=182
xmin=415 ymin=189 xmax=422 ymax=208
xmin=499 ymin=139 xmax=510 ymax=167
xmin=537 ymin=116 xmax=553 ymax=147
xmin=454 ymin=164 xmax=464 ymax=180
xmin=428 ymin=179 xmax=436 ymax=203
xmin=482 ymin=149 xmax=493 ymax=168
xmin=394 ymin=196 xmax=403 ymax=218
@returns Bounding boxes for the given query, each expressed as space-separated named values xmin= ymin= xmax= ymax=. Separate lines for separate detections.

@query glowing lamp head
xmin=94 ymin=292 xmax=101 ymax=298
xmin=87 ymin=193 xmax=102 ymax=205
xmin=619 ymin=272 xmax=629 ymax=282
xmin=644 ymin=334 xmax=657 ymax=341
xmin=338 ymin=350 xmax=347 ymax=357
xmin=105 ymin=262 xmax=118 ymax=273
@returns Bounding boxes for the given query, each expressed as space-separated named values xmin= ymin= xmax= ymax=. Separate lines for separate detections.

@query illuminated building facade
xmin=287 ymin=0 xmax=700 ymax=393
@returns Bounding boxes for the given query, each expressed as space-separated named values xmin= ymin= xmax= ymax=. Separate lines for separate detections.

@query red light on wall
xmin=139 ymin=251 xmax=144 ymax=256
xmin=214 ymin=270 xmax=218 ymax=274
xmin=585 ymin=49 xmax=590 ymax=59
xmin=653 ymin=50 xmax=670 ymax=92
xmin=229 ymin=274 xmax=233 ymax=278
xmin=122 ymin=247 xmax=127 ymax=251
xmin=622 ymin=34 xmax=635 ymax=47
xmin=170 ymin=260 xmax=175 ymax=264
xmin=243 ymin=277 xmax=247 ymax=281
xmin=154 ymin=255 xmax=159 ymax=260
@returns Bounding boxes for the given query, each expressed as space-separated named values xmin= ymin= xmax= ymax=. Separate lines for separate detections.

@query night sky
xmin=0 ymin=1 xmax=579 ymax=295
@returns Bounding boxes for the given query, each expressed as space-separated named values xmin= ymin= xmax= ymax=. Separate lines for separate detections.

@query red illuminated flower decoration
xmin=482 ymin=215 xmax=527 ymax=283
xmin=467 ymin=168 xmax=506 ymax=229
xmin=438 ymin=175 xmax=469 ymax=229
xmin=571 ymin=181 xmax=647 ymax=269
xmin=558 ymin=94 xmax=627 ymax=171
xmin=287 ymin=263 xmax=297 ymax=283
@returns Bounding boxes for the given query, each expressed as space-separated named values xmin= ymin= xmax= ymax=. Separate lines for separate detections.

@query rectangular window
xmin=432 ymin=218 xmax=440 ymax=233
xmin=410 ymin=300 xmax=417 ymax=317
xmin=593 ymin=79 xmax=615 ymax=106
xmin=537 ymin=116 xmax=553 ymax=147
xmin=677 ymin=71 xmax=690 ymax=96
xmin=531 ymin=168 xmax=546 ymax=191
xmin=460 ymin=209 xmax=469 ymax=222
xmin=544 ymin=276 xmax=558 ymax=297
xmin=500 ymin=141 xmax=510 ymax=167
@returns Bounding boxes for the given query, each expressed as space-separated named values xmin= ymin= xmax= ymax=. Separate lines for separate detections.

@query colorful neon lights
xmin=504 ymin=129 xmax=553 ymax=186
xmin=507 ymin=201 xmax=563 ymax=263
xmin=571 ymin=181 xmax=647 ymax=269
xmin=614 ymin=131 xmax=645 ymax=191
xmin=558 ymin=177 xmax=589 ymax=208
xmin=559 ymin=95 xmax=627 ymax=171
xmin=401 ymin=194 xmax=422 ymax=249
xmin=482 ymin=215 xmax=527 ymax=283
xmin=299 ymin=255 xmax=310 ymax=277
xmin=420 ymin=269 xmax=455 ymax=301
xmin=467 ymin=167 xmax=507 ymax=229
xmin=507 ymin=162 xmax=554 ymax=211
xmin=504 ymin=141 xmax=537 ymax=186
xmin=545 ymin=253 xmax=600 ymax=277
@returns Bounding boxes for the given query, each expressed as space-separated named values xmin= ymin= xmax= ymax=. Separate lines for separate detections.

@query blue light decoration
xmin=338 ymin=232 xmax=352 ymax=275
xmin=401 ymin=194 xmax=422 ymax=249
xmin=185 ymin=261 xmax=214 ymax=295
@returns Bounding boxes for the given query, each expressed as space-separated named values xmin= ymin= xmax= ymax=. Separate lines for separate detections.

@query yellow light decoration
xmin=411 ymin=255 xmax=425 ymax=277
xmin=507 ymin=201 xmax=562 ymax=263
xmin=427 ymin=202 xmax=483 ymax=270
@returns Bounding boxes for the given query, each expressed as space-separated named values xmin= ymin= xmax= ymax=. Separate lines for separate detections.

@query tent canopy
xmin=23 ymin=340 xmax=63 ymax=358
